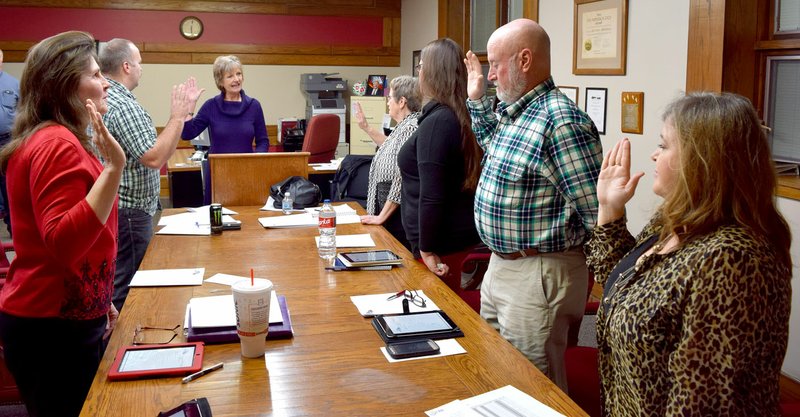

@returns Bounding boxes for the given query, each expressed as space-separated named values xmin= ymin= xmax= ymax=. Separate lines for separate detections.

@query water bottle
xmin=318 ymin=199 xmax=337 ymax=263
xmin=282 ymin=191 xmax=293 ymax=214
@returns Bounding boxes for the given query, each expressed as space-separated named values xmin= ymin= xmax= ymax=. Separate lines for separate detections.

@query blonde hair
xmin=212 ymin=55 xmax=242 ymax=93
xmin=659 ymin=92 xmax=791 ymax=268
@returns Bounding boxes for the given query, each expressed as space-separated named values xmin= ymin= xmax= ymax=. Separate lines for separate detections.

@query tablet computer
xmin=108 ymin=342 xmax=204 ymax=381
xmin=374 ymin=311 xmax=459 ymax=339
xmin=339 ymin=250 xmax=402 ymax=267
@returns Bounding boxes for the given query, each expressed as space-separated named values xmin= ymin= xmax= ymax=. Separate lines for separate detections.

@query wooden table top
xmin=167 ymin=148 xmax=337 ymax=175
xmin=80 ymin=206 xmax=588 ymax=417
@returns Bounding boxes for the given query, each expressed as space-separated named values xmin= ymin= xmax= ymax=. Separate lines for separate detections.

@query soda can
xmin=210 ymin=203 xmax=223 ymax=235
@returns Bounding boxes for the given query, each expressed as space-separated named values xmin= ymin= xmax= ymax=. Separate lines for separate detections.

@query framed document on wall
xmin=585 ymin=87 xmax=608 ymax=135
xmin=573 ymin=0 xmax=628 ymax=75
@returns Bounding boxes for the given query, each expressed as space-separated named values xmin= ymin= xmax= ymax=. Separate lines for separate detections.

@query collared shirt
xmin=102 ymin=79 xmax=160 ymax=215
xmin=0 ymin=71 xmax=20 ymax=136
xmin=365 ymin=112 xmax=419 ymax=215
xmin=468 ymin=77 xmax=602 ymax=253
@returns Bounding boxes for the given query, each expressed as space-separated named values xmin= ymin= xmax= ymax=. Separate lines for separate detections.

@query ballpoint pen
xmin=181 ymin=362 xmax=224 ymax=384
xmin=386 ymin=290 xmax=406 ymax=301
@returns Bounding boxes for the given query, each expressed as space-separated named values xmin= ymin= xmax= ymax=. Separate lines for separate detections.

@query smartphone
xmin=158 ymin=397 xmax=212 ymax=417
xmin=386 ymin=339 xmax=440 ymax=359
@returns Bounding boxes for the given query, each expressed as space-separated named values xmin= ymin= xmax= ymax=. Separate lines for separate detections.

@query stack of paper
xmin=426 ymin=385 xmax=565 ymax=417
xmin=129 ymin=268 xmax=205 ymax=287
xmin=185 ymin=292 xmax=293 ymax=343
xmin=156 ymin=206 xmax=240 ymax=235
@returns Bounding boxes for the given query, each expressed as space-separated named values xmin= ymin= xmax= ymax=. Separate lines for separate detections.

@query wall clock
xmin=180 ymin=16 xmax=204 ymax=40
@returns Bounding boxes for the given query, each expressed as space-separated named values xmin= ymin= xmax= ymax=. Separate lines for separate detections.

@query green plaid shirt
xmin=468 ymin=77 xmax=602 ymax=254
xmin=102 ymin=79 xmax=160 ymax=215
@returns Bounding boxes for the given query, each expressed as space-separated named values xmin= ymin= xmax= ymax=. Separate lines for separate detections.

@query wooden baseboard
xmin=782 ymin=373 xmax=800 ymax=402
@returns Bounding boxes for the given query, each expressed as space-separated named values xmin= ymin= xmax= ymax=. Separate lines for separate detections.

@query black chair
xmin=330 ymin=155 xmax=373 ymax=209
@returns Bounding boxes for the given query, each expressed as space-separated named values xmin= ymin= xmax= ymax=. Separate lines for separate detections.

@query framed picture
xmin=573 ymin=0 xmax=628 ymax=75
xmin=412 ymin=50 xmax=421 ymax=77
xmin=366 ymin=75 xmax=387 ymax=96
xmin=558 ymin=86 xmax=579 ymax=105
xmin=585 ymin=87 xmax=608 ymax=135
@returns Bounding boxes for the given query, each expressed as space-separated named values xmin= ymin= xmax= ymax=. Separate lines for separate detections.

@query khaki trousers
xmin=480 ymin=249 xmax=588 ymax=391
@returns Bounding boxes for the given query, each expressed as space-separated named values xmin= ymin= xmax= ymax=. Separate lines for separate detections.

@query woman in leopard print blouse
xmin=586 ymin=92 xmax=792 ymax=416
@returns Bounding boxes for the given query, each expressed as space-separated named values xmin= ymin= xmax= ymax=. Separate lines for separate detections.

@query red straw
xmin=250 ymin=268 xmax=254 ymax=286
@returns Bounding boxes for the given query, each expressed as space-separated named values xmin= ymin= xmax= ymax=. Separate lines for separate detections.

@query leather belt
xmin=493 ymin=248 xmax=540 ymax=260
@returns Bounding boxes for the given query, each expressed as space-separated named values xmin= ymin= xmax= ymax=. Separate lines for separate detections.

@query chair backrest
xmin=209 ymin=152 xmax=309 ymax=206
xmin=301 ymin=114 xmax=340 ymax=163
xmin=330 ymin=154 xmax=373 ymax=208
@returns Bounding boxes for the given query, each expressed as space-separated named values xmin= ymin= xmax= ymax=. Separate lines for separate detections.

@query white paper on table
xmin=380 ymin=338 xmax=466 ymax=363
xmin=156 ymin=222 xmax=210 ymax=235
xmin=304 ymin=203 xmax=357 ymax=215
xmin=260 ymin=196 xmax=306 ymax=212
xmin=157 ymin=211 xmax=203 ymax=227
xmin=205 ymin=273 xmax=253 ymax=286
xmin=129 ymin=268 xmax=205 ymax=287
xmin=315 ymin=233 xmax=375 ymax=248
xmin=350 ymin=291 xmax=440 ymax=317
xmin=426 ymin=385 xmax=566 ymax=417
xmin=258 ymin=212 xmax=317 ymax=228
xmin=189 ymin=291 xmax=282 ymax=328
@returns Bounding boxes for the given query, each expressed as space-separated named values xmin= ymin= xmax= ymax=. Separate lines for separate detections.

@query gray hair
xmin=98 ymin=38 xmax=135 ymax=75
xmin=212 ymin=55 xmax=242 ymax=92
xmin=389 ymin=75 xmax=421 ymax=112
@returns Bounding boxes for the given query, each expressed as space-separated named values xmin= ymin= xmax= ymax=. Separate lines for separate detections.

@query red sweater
xmin=0 ymin=125 xmax=117 ymax=320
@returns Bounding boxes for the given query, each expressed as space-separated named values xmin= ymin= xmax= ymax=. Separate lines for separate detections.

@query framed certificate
xmin=573 ymin=0 xmax=629 ymax=75
xmin=585 ymin=87 xmax=608 ymax=135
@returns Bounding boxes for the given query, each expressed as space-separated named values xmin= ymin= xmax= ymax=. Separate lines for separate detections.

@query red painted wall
xmin=0 ymin=6 xmax=383 ymax=46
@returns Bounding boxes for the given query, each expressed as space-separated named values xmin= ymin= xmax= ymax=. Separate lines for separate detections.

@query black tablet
xmin=339 ymin=250 xmax=402 ymax=267
xmin=108 ymin=342 xmax=204 ymax=381
xmin=374 ymin=311 xmax=459 ymax=339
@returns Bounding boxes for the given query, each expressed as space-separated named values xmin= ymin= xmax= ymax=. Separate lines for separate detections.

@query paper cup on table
xmin=232 ymin=278 xmax=273 ymax=358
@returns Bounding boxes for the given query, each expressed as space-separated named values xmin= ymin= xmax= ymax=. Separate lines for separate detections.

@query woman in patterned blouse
xmin=354 ymin=75 xmax=421 ymax=248
xmin=586 ymin=92 xmax=792 ymax=416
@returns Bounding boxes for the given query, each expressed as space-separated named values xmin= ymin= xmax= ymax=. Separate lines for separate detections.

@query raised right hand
xmin=169 ymin=82 xmax=193 ymax=120
xmin=464 ymin=50 xmax=485 ymax=100
xmin=353 ymin=102 xmax=369 ymax=131
xmin=597 ymin=138 xmax=644 ymax=224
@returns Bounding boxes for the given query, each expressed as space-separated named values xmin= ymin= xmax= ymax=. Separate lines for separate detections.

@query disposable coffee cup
xmin=232 ymin=278 xmax=273 ymax=358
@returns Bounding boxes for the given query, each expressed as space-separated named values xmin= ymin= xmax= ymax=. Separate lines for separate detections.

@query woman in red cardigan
xmin=0 ymin=31 xmax=125 ymax=417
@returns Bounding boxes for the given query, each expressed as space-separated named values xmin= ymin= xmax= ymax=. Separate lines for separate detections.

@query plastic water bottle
xmin=282 ymin=191 xmax=293 ymax=214
xmin=318 ymin=199 xmax=337 ymax=263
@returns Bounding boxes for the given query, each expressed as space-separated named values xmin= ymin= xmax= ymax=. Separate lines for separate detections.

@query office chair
xmin=301 ymin=114 xmax=340 ymax=163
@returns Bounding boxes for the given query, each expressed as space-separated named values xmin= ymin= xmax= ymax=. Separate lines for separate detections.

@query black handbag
xmin=270 ymin=176 xmax=322 ymax=209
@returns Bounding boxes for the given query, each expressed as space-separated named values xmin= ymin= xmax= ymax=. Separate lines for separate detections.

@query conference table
xmin=80 ymin=206 xmax=588 ymax=416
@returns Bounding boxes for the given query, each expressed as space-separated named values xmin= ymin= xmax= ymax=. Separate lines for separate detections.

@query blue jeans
xmin=112 ymin=208 xmax=153 ymax=311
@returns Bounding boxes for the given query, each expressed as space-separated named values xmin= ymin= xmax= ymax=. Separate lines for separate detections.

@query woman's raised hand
xmin=86 ymin=99 xmax=125 ymax=171
xmin=596 ymin=138 xmax=643 ymax=225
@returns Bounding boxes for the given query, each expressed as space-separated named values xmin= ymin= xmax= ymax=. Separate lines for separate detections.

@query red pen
xmin=386 ymin=290 xmax=406 ymax=301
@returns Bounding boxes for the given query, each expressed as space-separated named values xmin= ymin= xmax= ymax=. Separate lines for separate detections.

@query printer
xmin=301 ymin=73 xmax=347 ymax=143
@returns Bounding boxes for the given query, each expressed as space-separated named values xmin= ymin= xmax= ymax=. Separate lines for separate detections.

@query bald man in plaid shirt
xmin=465 ymin=19 xmax=602 ymax=390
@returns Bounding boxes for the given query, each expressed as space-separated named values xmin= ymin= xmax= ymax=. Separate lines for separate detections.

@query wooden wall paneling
xmin=721 ymin=0 xmax=759 ymax=99
xmin=0 ymin=1 xmax=402 ymax=66
xmin=686 ymin=0 xmax=726 ymax=92
xmin=1 ymin=0 xmax=401 ymax=17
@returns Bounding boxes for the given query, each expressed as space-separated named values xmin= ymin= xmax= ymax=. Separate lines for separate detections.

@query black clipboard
xmin=371 ymin=311 xmax=463 ymax=343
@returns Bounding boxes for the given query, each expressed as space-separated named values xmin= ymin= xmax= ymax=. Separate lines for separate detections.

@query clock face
xmin=180 ymin=16 xmax=203 ymax=40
